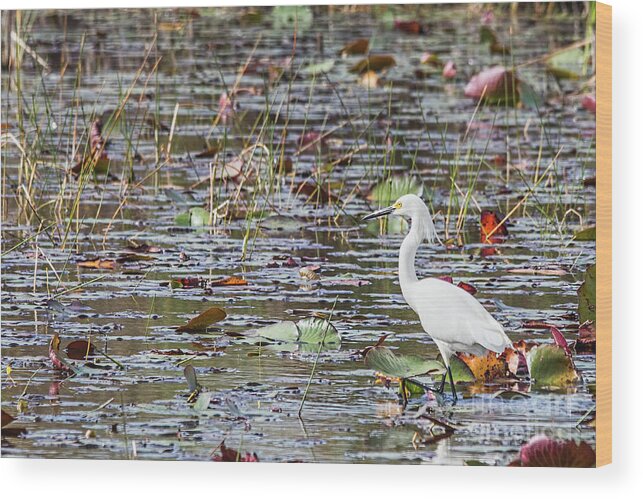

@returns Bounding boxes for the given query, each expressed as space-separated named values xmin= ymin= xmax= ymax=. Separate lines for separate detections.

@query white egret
xmin=363 ymin=194 xmax=512 ymax=401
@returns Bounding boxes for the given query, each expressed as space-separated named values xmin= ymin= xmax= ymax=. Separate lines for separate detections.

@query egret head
xmin=362 ymin=194 xmax=439 ymax=243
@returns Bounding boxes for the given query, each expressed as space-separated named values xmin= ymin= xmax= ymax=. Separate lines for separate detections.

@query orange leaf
xmin=176 ymin=307 xmax=227 ymax=332
xmin=77 ymin=258 xmax=117 ymax=270
xmin=480 ymin=210 xmax=508 ymax=242
xmin=210 ymin=276 xmax=248 ymax=287
xmin=457 ymin=351 xmax=507 ymax=382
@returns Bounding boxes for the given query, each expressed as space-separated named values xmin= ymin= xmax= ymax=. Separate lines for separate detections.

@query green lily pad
xmin=578 ymin=263 xmax=596 ymax=323
xmin=546 ymin=46 xmax=588 ymax=80
xmin=296 ymin=317 xmax=341 ymax=346
xmin=445 ymin=355 xmax=476 ymax=383
xmin=193 ymin=391 xmax=212 ymax=412
xmin=302 ymin=59 xmax=335 ymax=76
xmin=175 ymin=207 xmax=210 ymax=227
xmin=365 ymin=346 xmax=444 ymax=379
xmin=271 ymin=6 xmax=313 ymax=32
xmin=526 ymin=345 xmax=579 ymax=387
xmin=253 ymin=318 xmax=341 ymax=347
xmin=367 ymin=176 xmax=423 ymax=205
xmin=254 ymin=321 xmax=299 ymax=343
xmin=573 ymin=226 xmax=596 ymax=241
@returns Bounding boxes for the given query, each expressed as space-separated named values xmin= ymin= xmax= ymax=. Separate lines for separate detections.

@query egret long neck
xmin=398 ymin=215 xmax=423 ymax=292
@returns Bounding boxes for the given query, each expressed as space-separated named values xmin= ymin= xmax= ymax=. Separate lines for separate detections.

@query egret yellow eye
xmin=393 ymin=202 xmax=402 ymax=209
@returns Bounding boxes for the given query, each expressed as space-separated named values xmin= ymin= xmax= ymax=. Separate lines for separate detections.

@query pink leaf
xmin=510 ymin=436 xmax=595 ymax=467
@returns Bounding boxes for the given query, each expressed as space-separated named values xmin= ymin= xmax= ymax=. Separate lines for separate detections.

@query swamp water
xmin=1 ymin=6 xmax=596 ymax=464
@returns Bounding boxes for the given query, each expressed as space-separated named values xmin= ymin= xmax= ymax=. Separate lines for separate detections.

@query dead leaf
xmin=77 ymin=258 xmax=117 ymax=270
xmin=49 ymin=334 xmax=74 ymax=373
xmin=212 ymin=441 xmax=259 ymax=462
xmin=507 ymin=268 xmax=567 ymax=276
xmin=1 ymin=409 xmax=15 ymax=428
xmin=350 ymin=55 xmax=396 ymax=74
xmin=65 ymin=340 xmax=96 ymax=360
xmin=457 ymin=351 xmax=507 ymax=382
xmin=338 ymin=38 xmax=369 ymax=56
xmin=393 ymin=20 xmax=426 ymax=35
xmin=480 ymin=209 xmax=508 ymax=242
xmin=176 ymin=307 xmax=227 ymax=332
xmin=575 ymin=321 xmax=596 ymax=354
xmin=210 ymin=276 xmax=248 ymax=286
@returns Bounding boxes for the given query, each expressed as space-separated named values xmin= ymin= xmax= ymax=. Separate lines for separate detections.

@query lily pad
xmin=271 ymin=5 xmax=313 ymax=32
xmin=193 ymin=391 xmax=212 ymax=412
xmin=350 ymin=55 xmax=396 ymax=74
xmin=573 ymin=226 xmax=596 ymax=241
xmin=296 ymin=317 xmax=341 ymax=346
xmin=577 ymin=263 xmax=596 ymax=323
xmin=302 ymin=59 xmax=335 ymax=76
xmin=446 ymin=355 xmax=476 ymax=383
xmin=367 ymin=175 xmax=423 ymax=205
xmin=365 ymin=346 xmax=444 ymax=379
xmin=546 ymin=46 xmax=588 ymax=80
xmin=254 ymin=321 xmax=299 ymax=343
xmin=175 ymin=207 xmax=210 ymax=227
xmin=176 ymin=307 xmax=227 ymax=332
xmin=526 ymin=345 xmax=579 ymax=387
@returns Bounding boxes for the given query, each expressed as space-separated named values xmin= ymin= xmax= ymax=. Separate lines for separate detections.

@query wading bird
xmin=363 ymin=194 xmax=512 ymax=401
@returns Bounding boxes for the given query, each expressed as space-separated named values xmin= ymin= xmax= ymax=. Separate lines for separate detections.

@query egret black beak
xmin=362 ymin=205 xmax=395 ymax=221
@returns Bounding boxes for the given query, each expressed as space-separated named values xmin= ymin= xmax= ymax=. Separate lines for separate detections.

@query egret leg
xmin=447 ymin=366 xmax=458 ymax=402
xmin=437 ymin=372 xmax=447 ymax=393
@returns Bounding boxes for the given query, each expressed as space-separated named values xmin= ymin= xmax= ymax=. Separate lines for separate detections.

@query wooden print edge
xmin=595 ymin=1 xmax=612 ymax=467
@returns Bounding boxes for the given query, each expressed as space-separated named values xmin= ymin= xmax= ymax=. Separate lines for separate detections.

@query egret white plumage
xmin=363 ymin=194 xmax=512 ymax=401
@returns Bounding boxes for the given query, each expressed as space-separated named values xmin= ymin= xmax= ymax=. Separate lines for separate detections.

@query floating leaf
xmin=212 ymin=441 xmax=259 ymax=462
xmin=296 ymin=317 xmax=341 ymax=346
xmin=176 ymin=307 xmax=227 ymax=332
xmin=457 ymin=351 xmax=507 ymax=382
xmin=366 ymin=346 xmax=444 ymax=379
xmin=366 ymin=175 xmax=423 ymax=204
xmin=271 ymin=5 xmax=312 ymax=32
xmin=464 ymin=66 xmax=520 ymax=105
xmin=577 ymin=263 xmax=596 ymax=323
xmin=301 ymin=59 xmax=335 ymax=76
xmin=509 ymin=436 xmax=595 ymax=467
xmin=447 ymin=355 xmax=476 ymax=383
xmin=573 ymin=226 xmax=596 ymax=241
xmin=253 ymin=321 xmax=299 ymax=343
xmin=77 ymin=258 xmax=117 ymax=270
xmin=1 ymin=409 xmax=15 ymax=428
xmin=210 ymin=276 xmax=248 ymax=286
xmin=350 ymin=55 xmax=396 ymax=74
xmin=546 ymin=46 xmax=587 ymax=80
xmin=393 ymin=20 xmax=425 ymax=35
xmin=65 ymin=340 xmax=96 ymax=360
xmin=193 ymin=391 xmax=212 ymax=412
xmin=576 ymin=321 xmax=596 ymax=354
xmin=175 ymin=207 xmax=210 ymax=227
xmin=49 ymin=334 xmax=75 ymax=373
xmin=480 ymin=209 xmax=508 ymax=242
xmin=339 ymin=38 xmax=369 ymax=56
xmin=183 ymin=365 xmax=200 ymax=392
xmin=526 ymin=345 xmax=579 ymax=387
